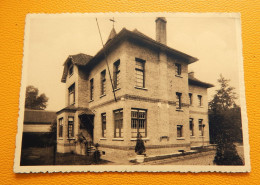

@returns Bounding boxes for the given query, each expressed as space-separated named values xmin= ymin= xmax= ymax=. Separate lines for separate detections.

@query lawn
xmin=20 ymin=146 xmax=110 ymax=166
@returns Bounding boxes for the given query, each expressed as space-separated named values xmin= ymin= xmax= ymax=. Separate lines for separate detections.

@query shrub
xmin=135 ymin=133 xmax=146 ymax=155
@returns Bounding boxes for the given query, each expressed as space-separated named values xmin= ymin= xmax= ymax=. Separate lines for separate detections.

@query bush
xmin=135 ymin=133 xmax=146 ymax=155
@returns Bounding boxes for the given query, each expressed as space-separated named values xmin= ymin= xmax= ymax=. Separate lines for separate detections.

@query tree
xmin=25 ymin=85 xmax=48 ymax=110
xmin=209 ymin=74 xmax=243 ymax=165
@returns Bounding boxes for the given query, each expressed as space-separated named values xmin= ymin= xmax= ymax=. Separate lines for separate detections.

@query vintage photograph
xmin=14 ymin=13 xmax=250 ymax=173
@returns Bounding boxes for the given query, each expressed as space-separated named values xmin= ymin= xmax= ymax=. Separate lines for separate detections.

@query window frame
xmin=90 ymin=78 xmax=94 ymax=101
xmin=131 ymin=108 xmax=147 ymax=138
xmin=113 ymin=60 xmax=120 ymax=90
xmin=176 ymin=92 xmax=182 ymax=110
xmin=135 ymin=58 xmax=145 ymax=88
xmin=58 ymin=118 xmax=63 ymax=138
xmin=177 ymin=125 xmax=183 ymax=138
xmin=100 ymin=70 xmax=106 ymax=96
xmin=113 ymin=109 xmax=123 ymax=138
xmin=68 ymin=116 xmax=74 ymax=138
xmin=175 ymin=63 xmax=182 ymax=76
xmin=68 ymin=83 xmax=75 ymax=105
xmin=198 ymin=119 xmax=204 ymax=136
xmin=198 ymin=95 xmax=203 ymax=107
xmin=101 ymin=113 xmax=106 ymax=138
xmin=189 ymin=118 xmax=194 ymax=136
xmin=68 ymin=65 xmax=74 ymax=77
xmin=189 ymin=93 xmax=193 ymax=106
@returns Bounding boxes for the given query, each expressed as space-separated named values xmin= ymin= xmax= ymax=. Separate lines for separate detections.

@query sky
xmin=24 ymin=13 xmax=243 ymax=111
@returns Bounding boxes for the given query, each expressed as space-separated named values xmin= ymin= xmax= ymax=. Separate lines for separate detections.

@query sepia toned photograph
xmin=14 ymin=13 xmax=250 ymax=173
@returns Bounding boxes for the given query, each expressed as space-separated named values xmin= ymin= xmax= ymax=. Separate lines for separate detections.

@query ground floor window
xmin=199 ymin=119 xmax=204 ymax=136
xmin=114 ymin=109 xmax=123 ymax=138
xmin=189 ymin=118 xmax=194 ymax=136
xmin=101 ymin=113 xmax=106 ymax=138
xmin=131 ymin=109 xmax=147 ymax=138
xmin=58 ymin=118 xmax=63 ymax=137
xmin=177 ymin=125 xmax=183 ymax=138
xmin=68 ymin=117 xmax=74 ymax=138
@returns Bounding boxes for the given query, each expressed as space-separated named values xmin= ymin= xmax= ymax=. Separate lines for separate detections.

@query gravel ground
xmin=142 ymin=144 xmax=244 ymax=165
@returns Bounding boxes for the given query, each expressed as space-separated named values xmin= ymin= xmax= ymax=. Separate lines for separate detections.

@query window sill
xmin=89 ymin=99 xmax=94 ymax=103
xmin=130 ymin=138 xmax=150 ymax=141
xmin=134 ymin=86 xmax=148 ymax=91
xmin=190 ymin=136 xmax=195 ymax=138
xmin=100 ymin=138 xmax=107 ymax=140
xmin=67 ymin=138 xmax=76 ymax=140
xmin=100 ymin=94 xmax=106 ymax=98
xmin=112 ymin=138 xmax=124 ymax=141
xmin=58 ymin=138 xmax=63 ymax=140
xmin=113 ymin=88 xmax=121 ymax=92
xmin=199 ymin=136 xmax=205 ymax=138
xmin=177 ymin=137 xmax=185 ymax=140
xmin=175 ymin=75 xmax=183 ymax=78
xmin=199 ymin=106 xmax=204 ymax=108
xmin=176 ymin=109 xmax=184 ymax=112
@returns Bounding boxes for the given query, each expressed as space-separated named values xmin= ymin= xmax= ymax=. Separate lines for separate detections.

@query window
xmin=177 ymin=125 xmax=183 ymax=138
xmin=135 ymin=58 xmax=145 ymax=88
xmin=90 ymin=78 xmax=94 ymax=100
xmin=189 ymin=118 xmax=194 ymax=136
xmin=101 ymin=113 xmax=106 ymax=138
xmin=68 ymin=117 xmax=74 ymax=138
xmin=114 ymin=109 xmax=123 ymax=138
xmin=176 ymin=92 xmax=182 ymax=109
xmin=113 ymin=60 xmax=120 ymax=89
xmin=101 ymin=70 xmax=106 ymax=95
xmin=199 ymin=119 xmax=204 ymax=136
xmin=189 ymin=93 xmax=193 ymax=105
xmin=175 ymin=63 xmax=181 ymax=76
xmin=68 ymin=65 xmax=74 ymax=76
xmin=68 ymin=83 xmax=75 ymax=105
xmin=131 ymin=109 xmax=147 ymax=138
xmin=58 ymin=118 xmax=63 ymax=137
xmin=198 ymin=95 xmax=202 ymax=106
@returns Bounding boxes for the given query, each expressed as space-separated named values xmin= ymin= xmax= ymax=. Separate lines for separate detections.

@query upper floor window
xmin=135 ymin=58 xmax=145 ymax=88
xmin=176 ymin=92 xmax=182 ymax=109
xmin=189 ymin=93 xmax=193 ymax=105
xmin=101 ymin=113 xmax=106 ymax=138
xmin=68 ymin=83 xmax=75 ymax=105
xmin=131 ymin=109 xmax=147 ymax=138
xmin=113 ymin=60 xmax=120 ymax=89
xmin=189 ymin=118 xmax=194 ymax=136
xmin=198 ymin=95 xmax=203 ymax=106
xmin=175 ymin=63 xmax=182 ymax=76
xmin=68 ymin=65 xmax=74 ymax=77
xmin=199 ymin=119 xmax=204 ymax=136
xmin=114 ymin=109 xmax=123 ymax=138
xmin=90 ymin=78 xmax=94 ymax=100
xmin=177 ymin=125 xmax=183 ymax=138
xmin=101 ymin=70 xmax=106 ymax=95
xmin=68 ymin=117 xmax=74 ymax=138
xmin=58 ymin=118 xmax=63 ymax=137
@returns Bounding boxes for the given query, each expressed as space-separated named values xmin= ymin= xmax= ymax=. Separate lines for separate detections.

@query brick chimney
xmin=155 ymin=17 xmax=167 ymax=45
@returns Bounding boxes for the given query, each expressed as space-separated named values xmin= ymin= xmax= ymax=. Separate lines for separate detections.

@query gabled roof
xmin=85 ymin=28 xmax=198 ymax=69
xmin=61 ymin=53 xmax=93 ymax=82
xmin=61 ymin=27 xmax=198 ymax=82
xmin=24 ymin=109 xmax=56 ymax=124
xmin=188 ymin=75 xmax=214 ymax=88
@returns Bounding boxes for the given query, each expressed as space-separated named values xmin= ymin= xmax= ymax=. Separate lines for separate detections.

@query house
xmin=56 ymin=17 xmax=213 ymax=161
xmin=22 ymin=109 xmax=56 ymax=147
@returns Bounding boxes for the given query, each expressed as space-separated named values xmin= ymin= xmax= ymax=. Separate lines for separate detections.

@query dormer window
xmin=68 ymin=65 xmax=74 ymax=77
